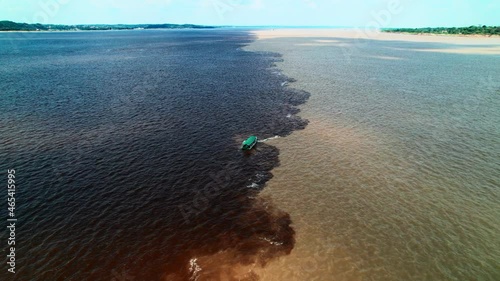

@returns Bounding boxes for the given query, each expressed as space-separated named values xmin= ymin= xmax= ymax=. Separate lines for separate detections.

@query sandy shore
xmin=251 ymin=28 xmax=500 ymax=55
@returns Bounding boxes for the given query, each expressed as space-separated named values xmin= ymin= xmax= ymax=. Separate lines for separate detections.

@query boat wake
xmin=258 ymin=136 xmax=281 ymax=143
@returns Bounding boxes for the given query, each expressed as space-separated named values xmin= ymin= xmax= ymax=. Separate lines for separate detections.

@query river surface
xmin=0 ymin=29 xmax=499 ymax=281
xmin=0 ymin=29 xmax=308 ymax=281
xmin=246 ymin=32 xmax=500 ymax=281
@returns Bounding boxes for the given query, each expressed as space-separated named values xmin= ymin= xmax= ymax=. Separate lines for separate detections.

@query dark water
xmin=0 ymin=30 xmax=309 ymax=280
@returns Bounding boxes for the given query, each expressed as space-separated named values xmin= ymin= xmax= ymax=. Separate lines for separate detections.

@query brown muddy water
xmin=246 ymin=31 xmax=500 ymax=281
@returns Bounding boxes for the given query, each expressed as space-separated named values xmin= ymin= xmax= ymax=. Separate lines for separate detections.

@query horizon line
xmin=2 ymin=20 xmax=499 ymax=29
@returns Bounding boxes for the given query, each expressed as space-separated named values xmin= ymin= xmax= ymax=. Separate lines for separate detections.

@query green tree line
xmin=0 ymin=20 xmax=216 ymax=31
xmin=384 ymin=25 xmax=500 ymax=36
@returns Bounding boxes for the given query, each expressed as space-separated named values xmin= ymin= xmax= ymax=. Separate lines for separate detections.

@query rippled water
xmin=1 ymin=29 xmax=499 ymax=281
xmin=0 ymin=30 xmax=309 ymax=280
xmin=246 ymin=35 xmax=500 ymax=280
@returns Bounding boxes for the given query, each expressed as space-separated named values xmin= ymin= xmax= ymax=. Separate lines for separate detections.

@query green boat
xmin=241 ymin=135 xmax=258 ymax=151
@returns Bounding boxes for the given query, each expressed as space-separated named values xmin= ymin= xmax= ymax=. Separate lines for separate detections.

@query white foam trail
xmin=247 ymin=183 xmax=259 ymax=188
xmin=258 ymin=136 xmax=281 ymax=143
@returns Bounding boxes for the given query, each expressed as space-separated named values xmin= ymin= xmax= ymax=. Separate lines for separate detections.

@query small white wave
xmin=255 ymin=172 xmax=266 ymax=180
xmin=260 ymin=237 xmax=284 ymax=246
xmin=189 ymin=258 xmax=202 ymax=281
xmin=247 ymin=183 xmax=259 ymax=188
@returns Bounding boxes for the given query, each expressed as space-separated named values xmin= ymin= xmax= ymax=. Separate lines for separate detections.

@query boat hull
xmin=241 ymin=136 xmax=258 ymax=150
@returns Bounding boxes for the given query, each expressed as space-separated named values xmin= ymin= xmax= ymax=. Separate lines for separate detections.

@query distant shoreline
xmin=382 ymin=31 xmax=500 ymax=38
xmin=0 ymin=20 xmax=217 ymax=32
xmin=382 ymin=26 xmax=500 ymax=37
xmin=0 ymin=27 xmax=220 ymax=34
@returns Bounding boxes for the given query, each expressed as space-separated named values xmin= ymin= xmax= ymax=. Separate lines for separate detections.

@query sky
xmin=0 ymin=0 xmax=498 ymax=28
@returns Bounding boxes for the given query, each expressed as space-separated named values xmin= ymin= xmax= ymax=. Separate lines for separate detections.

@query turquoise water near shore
xmin=247 ymin=34 xmax=500 ymax=280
